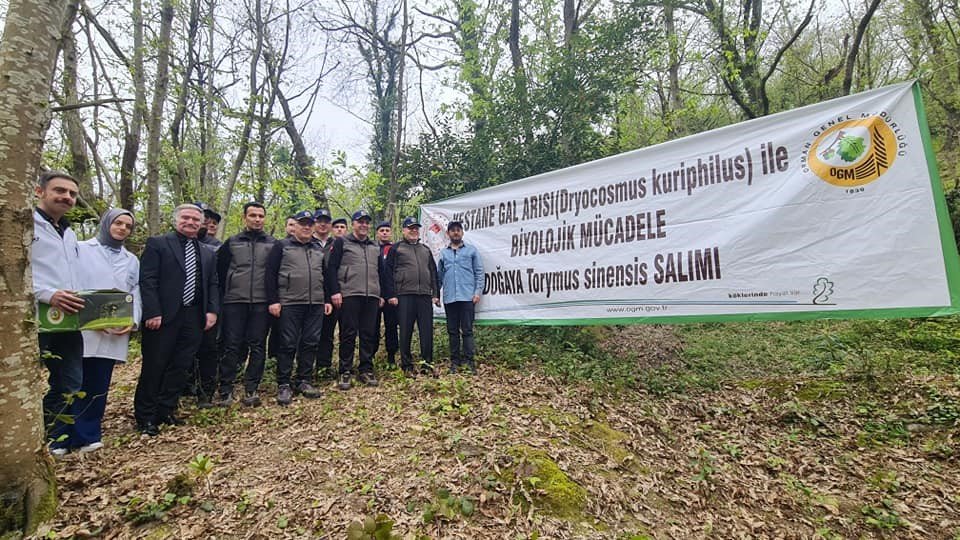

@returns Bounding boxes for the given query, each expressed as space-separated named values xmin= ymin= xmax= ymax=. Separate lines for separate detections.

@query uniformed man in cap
xmin=384 ymin=217 xmax=440 ymax=376
xmin=376 ymin=220 xmax=399 ymax=366
xmin=264 ymin=210 xmax=330 ymax=405
xmin=327 ymin=210 xmax=385 ymax=389
xmin=331 ymin=217 xmax=348 ymax=238
xmin=313 ymin=208 xmax=338 ymax=381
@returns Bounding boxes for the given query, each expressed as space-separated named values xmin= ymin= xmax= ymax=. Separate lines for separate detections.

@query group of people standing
xmin=32 ymin=171 xmax=484 ymax=455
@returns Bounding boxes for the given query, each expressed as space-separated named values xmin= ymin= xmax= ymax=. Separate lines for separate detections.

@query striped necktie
xmin=183 ymin=239 xmax=198 ymax=305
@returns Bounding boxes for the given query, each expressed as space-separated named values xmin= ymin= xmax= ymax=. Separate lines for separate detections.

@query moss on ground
xmin=507 ymin=445 xmax=588 ymax=519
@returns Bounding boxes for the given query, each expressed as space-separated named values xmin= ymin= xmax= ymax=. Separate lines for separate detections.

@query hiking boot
xmin=277 ymin=384 xmax=293 ymax=406
xmin=449 ymin=362 xmax=459 ymax=375
xmin=295 ymin=382 xmax=322 ymax=399
xmin=337 ymin=373 xmax=352 ymax=391
xmin=196 ymin=396 xmax=214 ymax=409
xmin=358 ymin=372 xmax=379 ymax=387
xmin=216 ymin=391 xmax=234 ymax=407
xmin=241 ymin=390 xmax=262 ymax=407
xmin=465 ymin=360 xmax=478 ymax=375
xmin=402 ymin=366 xmax=417 ymax=379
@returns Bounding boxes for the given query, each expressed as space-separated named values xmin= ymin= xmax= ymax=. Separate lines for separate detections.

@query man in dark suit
xmin=134 ymin=204 xmax=220 ymax=435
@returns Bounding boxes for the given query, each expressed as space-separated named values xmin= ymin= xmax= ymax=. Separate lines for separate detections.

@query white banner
xmin=421 ymin=82 xmax=960 ymax=324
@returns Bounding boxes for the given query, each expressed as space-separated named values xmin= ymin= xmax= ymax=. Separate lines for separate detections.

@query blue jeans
xmin=73 ymin=357 xmax=117 ymax=446
xmin=39 ymin=331 xmax=84 ymax=449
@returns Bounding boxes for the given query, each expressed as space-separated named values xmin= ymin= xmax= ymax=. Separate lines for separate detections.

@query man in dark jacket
xmin=327 ymin=210 xmax=385 ymax=390
xmin=265 ymin=210 xmax=331 ymax=405
xmin=313 ymin=208 xmax=338 ymax=381
xmin=384 ymin=217 xmax=440 ymax=376
xmin=376 ymin=220 xmax=399 ymax=366
xmin=136 ymin=204 xmax=220 ymax=435
xmin=216 ymin=202 xmax=275 ymax=407
xmin=191 ymin=201 xmax=222 ymax=406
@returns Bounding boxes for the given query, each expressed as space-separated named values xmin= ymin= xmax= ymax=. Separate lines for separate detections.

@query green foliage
xmin=860 ymin=500 xmax=906 ymax=530
xmin=189 ymin=454 xmax=215 ymax=497
xmin=346 ymin=514 xmax=400 ymax=540
xmin=121 ymin=492 xmax=191 ymax=525
xmin=421 ymin=489 xmax=475 ymax=523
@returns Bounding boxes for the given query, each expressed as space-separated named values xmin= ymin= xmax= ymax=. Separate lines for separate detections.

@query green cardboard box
xmin=37 ymin=289 xmax=135 ymax=333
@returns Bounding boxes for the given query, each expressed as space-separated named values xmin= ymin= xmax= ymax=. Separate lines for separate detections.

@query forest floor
xmin=33 ymin=319 xmax=960 ymax=539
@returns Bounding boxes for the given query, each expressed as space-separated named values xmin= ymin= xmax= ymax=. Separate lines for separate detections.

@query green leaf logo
xmin=837 ymin=135 xmax=865 ymax=162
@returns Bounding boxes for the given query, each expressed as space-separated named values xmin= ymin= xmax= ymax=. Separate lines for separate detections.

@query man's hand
xmin=50 ymin=290 xmax=84 ymax=314
xmin=472 ymin=294 xmax=480 ymax=304
xmin=388 ymin=297 xmax=398 ymax=306
xmin=324 ymin=303 xmax=333 ymax=316
xmin=378 ymin=297 xmax=384 ymax=308
xmin=145 ymin=316 xmax=162 ymax=330
xmin=205 ymin=313 xmax=217 ymax=331
xmin=103 ymin=325 xmax=133 ymax=336
xmin=269 ymin=303 xmax=282 ymax=317
xmin=331 ymin=293 xmax=343 ymax=309
xmin=432 ymin=297 xmax=440 ymax=307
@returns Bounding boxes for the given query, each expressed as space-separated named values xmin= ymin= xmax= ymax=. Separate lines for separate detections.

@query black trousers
xmin=276 ymin=304 xmax=325 ymax=386
xmin=267 ymin=317 xmax=281 ymax=359
xmin=220 ymin=303 xmax=270 ymax=394
xmin=39 ymin=331 xmax=83 ymax=449
xmin=135 ymin=305 xmax=204 ymax=425
xmin=397 ymin=295 xmax=434 ymax=370
xmin=379 ymin=303 xmax=399 ymax=361
xmin=444 ymin=301 xmax=476 ymax=365
xmin=315 ymin=308 xmax=339 ymax=372
xmin=338 ymin=296 xmax=379 ymax=374
xmin=195 ymin=320 xmax=220 ymax=399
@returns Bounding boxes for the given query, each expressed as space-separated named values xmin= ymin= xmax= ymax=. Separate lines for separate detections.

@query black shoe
xmin=338 ymin=373 xmax=352 ymax=391
xmin=277 ymin=384 xmax=293 ymax=406
xmin=358 ymin=372 xmax=379 ymax=387
xmin=465 ymin=360 xmax=477 ymax=375
xmin=137 ymin=422 xmax=160 ymax=436
xmin=158 ymin=414 xmax=185 ymax=426
xmin=449 ymin=362 xmax=459 ymax=375
xmin=216 ymin=391 xmax=234 ymax=407
xmin=241 ymin=390 xmax=262 ymax=407
xmin=295 ymin=382 xmax=322 ymax=399
xmin=196 ymin=397 xmax=214 ymax=409
xmin=402 ymin=366 xmax=417 ymax=379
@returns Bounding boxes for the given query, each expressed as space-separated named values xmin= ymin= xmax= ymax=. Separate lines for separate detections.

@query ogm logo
xmin=46 ymin=307 xmax=64 ymax=325
xmin=807 ymin=116 xmax=897 ymax=187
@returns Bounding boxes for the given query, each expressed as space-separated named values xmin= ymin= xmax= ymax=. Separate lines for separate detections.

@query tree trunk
xmin=60 ymin=1 xmax=95 ymax=203
xmin=119 ymin=0 xmax=146 ymax=211
xmin=169 ymin=0 xmax=202 ymax=204
xmin=220 ymin=0 xmax=264 ymax=234
xmin=146 ymin=0 xmax=175 ymax=233
xmin=0 ymin=0 xmax=68 ymax=535
xmin=386 ymin=0 xmax=408 ymax=223
xmin=842 ymin=0 xmax=882 ymax=95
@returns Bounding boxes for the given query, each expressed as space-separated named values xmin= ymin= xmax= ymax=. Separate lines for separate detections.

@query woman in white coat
xmin=73 ymin=209 xmax=141 ymax=452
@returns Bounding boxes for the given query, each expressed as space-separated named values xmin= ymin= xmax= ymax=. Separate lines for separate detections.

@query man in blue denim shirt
xmin=436 ymin=220 xmax=484 ymax=374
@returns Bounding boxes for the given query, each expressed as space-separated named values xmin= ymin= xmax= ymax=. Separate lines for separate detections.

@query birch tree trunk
xmin=0 ymin=0 xmax=68 ymax=534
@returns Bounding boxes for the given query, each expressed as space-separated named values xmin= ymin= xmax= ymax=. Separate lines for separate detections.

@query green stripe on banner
xmin=913 ymin=81 xmax=960 ymax=310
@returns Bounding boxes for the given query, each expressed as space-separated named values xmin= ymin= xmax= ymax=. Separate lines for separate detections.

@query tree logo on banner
xmin=806 ymin=116 xmax=898 ymax=187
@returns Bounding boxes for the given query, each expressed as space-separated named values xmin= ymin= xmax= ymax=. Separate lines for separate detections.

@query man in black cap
xmin=313 ymin=209 xmax=338 ymax=381
xmin=331 ymin=217 xmax=348 ymax=238
xmin=327 ymin=210 xmax=385 ymax=389
xmin=215 ymin=202 xmax=276 ymax=407
xmin=384 ymin=217 xmax=440 ymax=376
xmin=190 ymin=201 xmax=223 ymax=405
xmin=376 ymin=220 xmax=399 ymax=366
xmin=264 ymin=210 xmax=330 ymax=405
xmin=194 ymin=201 xmax=223 ymax=252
